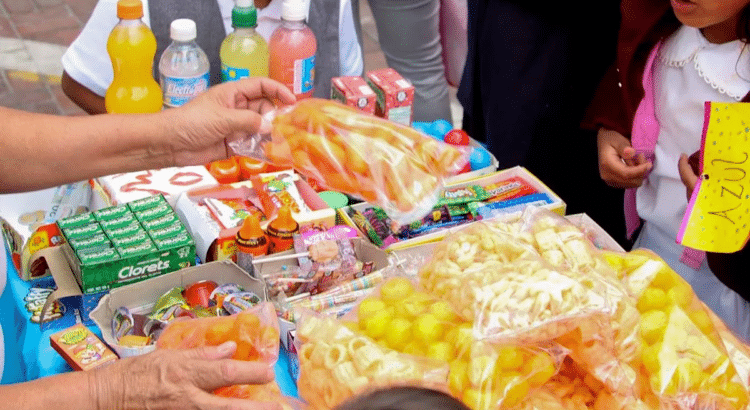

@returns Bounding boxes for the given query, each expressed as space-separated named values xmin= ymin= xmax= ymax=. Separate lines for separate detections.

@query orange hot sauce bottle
xmin=235 ymin=213 xmax=269 ymax=277
xmin=266 ymin=204 xmax=299 ymax=254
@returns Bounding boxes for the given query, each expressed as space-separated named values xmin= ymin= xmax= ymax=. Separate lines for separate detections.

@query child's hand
xmin=597 ymin=128 xmax=652 ymax=188
xmin=678 ymin=153 xmax=699 ymax=201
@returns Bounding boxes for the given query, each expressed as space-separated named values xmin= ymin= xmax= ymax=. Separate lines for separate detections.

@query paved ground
xmin=0 ymin=0 xmax=460 ymax=122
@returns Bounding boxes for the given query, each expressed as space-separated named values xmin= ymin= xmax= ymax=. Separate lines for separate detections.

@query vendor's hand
xmin=95 ymin=341 xmax=281 ymax=410
xmin=165 ymin=77 xmax=296 ymax=166
xmin=597 ymin=128 xmax=652 ymax=188
xmin=678 ymin=153 xmax=699 ymax=201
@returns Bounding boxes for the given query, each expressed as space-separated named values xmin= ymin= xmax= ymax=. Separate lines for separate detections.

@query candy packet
xmin=227 ymin=98 xmax=469 ymax=225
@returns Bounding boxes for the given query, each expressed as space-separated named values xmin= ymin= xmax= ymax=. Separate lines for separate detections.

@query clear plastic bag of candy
xmin=227 ymin=98 xmax=470 ymax=225
xmin=294 ymin=310 xmax=450 ymax=410
xmin=156 ymin=303 xmax=286 ymax=406
xmin=600 ymin=249 xmax=750 ymax=410
xmin=417 ymin=219 xmax=612 ymax=345
xmin=338 ymin=275 xmax=566 ymax=409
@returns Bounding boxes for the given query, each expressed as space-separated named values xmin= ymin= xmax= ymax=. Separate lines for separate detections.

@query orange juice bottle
xmin=268 ymin=0 xmax=317 ymax=99
xmin=266 ymin=204 xmax=299 ymax=253
xmin=104 ymin=0 xmax=162 ymax=113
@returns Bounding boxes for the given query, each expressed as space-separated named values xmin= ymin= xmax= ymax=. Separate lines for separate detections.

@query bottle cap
xmin=170 ymin=19 xmax=197 ymax=42
xmin=282 ymin=0 xmax=306 ymax=21
xmin=117 ymin=0 xmax=143 ymax=19
xmin=318 ymin=191 xmax=348 ymax=210
xmin=232 ymin=0 xmax=257 ymax=28
xmin=237 ymin=213 xmax=266 ymax=243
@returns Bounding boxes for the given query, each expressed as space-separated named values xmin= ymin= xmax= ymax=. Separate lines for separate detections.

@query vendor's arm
xmin=61 ymin=71 xmax=106 ymax=115
xmin=0 ymin=77 xmax=295 ymax=193
xmin=1 ymin=342 xmax=281 ymax=410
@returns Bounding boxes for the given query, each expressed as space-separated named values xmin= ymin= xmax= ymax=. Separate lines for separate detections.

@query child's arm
xmin=678 ymin=153 xmax=699 ymax=200
xmin=61 ymin=71 xmax=106 ymax=115
xmin=597 ymin=128 xmax=652 ymax=188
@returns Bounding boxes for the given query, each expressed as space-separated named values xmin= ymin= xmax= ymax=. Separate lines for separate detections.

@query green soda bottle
xmin=220 ymin=0 xmax=269 ymax=81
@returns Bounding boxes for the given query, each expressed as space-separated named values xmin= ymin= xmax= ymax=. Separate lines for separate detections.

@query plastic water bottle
xmin=268 ymin=0 xmax=317 ymax=99
xmin=158 ymin=19 xmax=210 ymax=108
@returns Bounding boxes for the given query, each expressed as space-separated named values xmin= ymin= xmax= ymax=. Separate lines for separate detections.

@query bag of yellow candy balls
xmin=294 ymin=310 xmax=449 ymax=410
xmin=339 ymin=276 xmax=566 ymax=409
xmin=600 ymin=249 xmax=750 ymax=410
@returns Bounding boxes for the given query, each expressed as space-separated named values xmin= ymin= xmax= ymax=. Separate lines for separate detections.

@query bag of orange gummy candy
xmin=227 ymin=98 xmax=470 ymax=225
xmin=157 ymin=303 xmax=287 ymax=405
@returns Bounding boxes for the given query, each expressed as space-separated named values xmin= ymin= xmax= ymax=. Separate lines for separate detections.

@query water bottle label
xmin=161 ymin=73 xmax=210 ymax=108
xmin=222 ymin=64 xmax=251 ymax=82
xmin=294 ymin=55 xmax=315 ymax=95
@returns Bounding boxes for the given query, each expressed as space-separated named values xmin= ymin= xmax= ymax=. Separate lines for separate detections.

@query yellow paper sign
xmin=678 ymin=102 xmax=750 ymax=253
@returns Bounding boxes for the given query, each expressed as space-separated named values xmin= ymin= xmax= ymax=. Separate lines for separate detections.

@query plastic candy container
xmin=228 ymin=98 xmax=469 ymax=225
xmin=105 ymin=0 xmax=162 ymax=113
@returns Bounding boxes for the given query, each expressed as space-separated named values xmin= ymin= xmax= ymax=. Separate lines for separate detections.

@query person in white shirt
xmin=61 ymin=0 xmax=362 ymax=114
xmin=0 ymin=77 xmax=294 ymax=410
xmin=596 ymin=0 xmax=750 ymax=341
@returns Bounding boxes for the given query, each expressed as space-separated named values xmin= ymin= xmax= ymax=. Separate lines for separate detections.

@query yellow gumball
xmin=386 ymin=317 xmax=412 ymax=351
xmin=667 ymin=281 xmax=694 ymax=309
xmin=641 ymin=342 xmax=662 ymax=374
xmin=689 ymin=308 xmax=714 ymax=335
xmin=380 ymin=277 xmax=415 ymax=304
xmin=495 ymin=346 xmax=523 ymax=371
xmin=358 ymin=297 xmax=387 ymax=327
xmin=637 ymin=287 xmax=668 ymax=313
xmin=651 ymin=268 xmax=679 ymax=290
xmin=403 ymin=341 xmax=426 ymax=356
xmin=413 ymin=313 xmax=445 ymax=344
xmin=364 ymin=309 xmax=393 ymax=340
xmin=427 ymin=341 xmax=455 ymax=363
xmin=640 ymin=309 xmax=668 ymax=345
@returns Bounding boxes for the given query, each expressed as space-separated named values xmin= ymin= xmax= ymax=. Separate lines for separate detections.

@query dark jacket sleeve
xmin=707 ymin=250 xmax=750 ymax=302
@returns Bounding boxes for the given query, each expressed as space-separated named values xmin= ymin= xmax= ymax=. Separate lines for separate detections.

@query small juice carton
xmin=364 ymin=68 xmax=415 ymax=125
xmin=330 ymin=76 xmax=376 ymax=114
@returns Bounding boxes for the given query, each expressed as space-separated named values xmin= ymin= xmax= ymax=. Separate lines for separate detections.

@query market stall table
xmin=1 ymin=249 xmax=299 ymax=398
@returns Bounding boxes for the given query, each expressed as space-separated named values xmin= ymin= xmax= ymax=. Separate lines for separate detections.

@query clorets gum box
xmin=57 ymin=194 xmax=196 ymax=294
xmin=330 ymin=76 xmax=377 ymax=115
xmin=365 ymin=68 xmax=415 ymax=125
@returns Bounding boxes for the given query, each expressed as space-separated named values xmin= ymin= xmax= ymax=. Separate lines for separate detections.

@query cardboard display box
xmin=90 ymin=260 xmax=268 ymax=357
xmin=390 ymin=212 xmax=625 ymax=263
xmin=340 ymin=166 xmax=566 ymax=251
xmin=253 ymin=238 xmax=390 ymax=350
xmin=0 ymin=182 xmax=91 ymax=280
xmin=176 ymin=178 xmax=336 ymax=263
xmin=330 ymin=76 xmax=377 ymax=114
